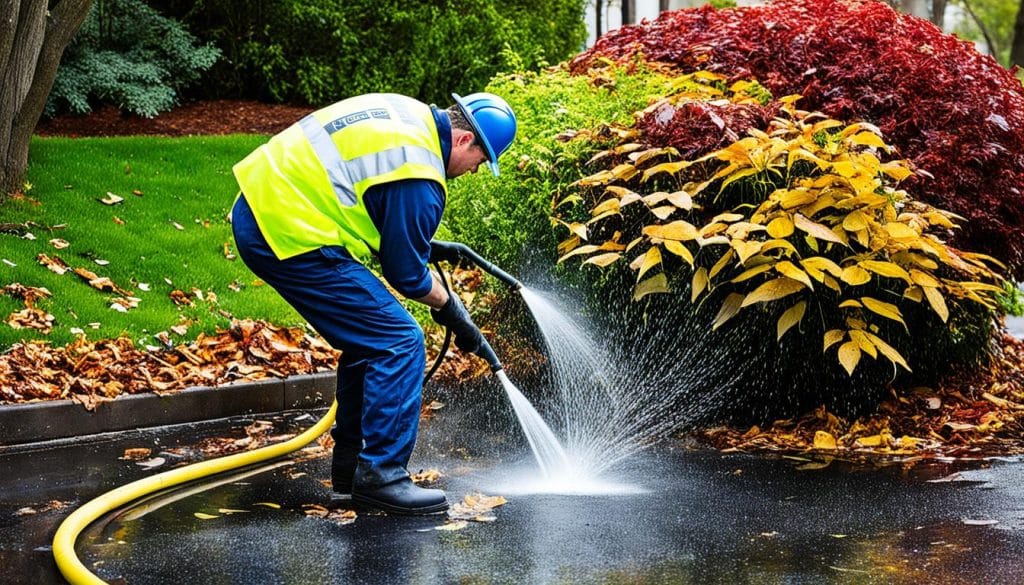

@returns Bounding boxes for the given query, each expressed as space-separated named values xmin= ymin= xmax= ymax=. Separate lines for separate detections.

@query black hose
xmin=423 ymin=261 xmax=454 ymax=384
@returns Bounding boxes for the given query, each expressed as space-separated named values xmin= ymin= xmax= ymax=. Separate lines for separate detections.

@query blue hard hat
xmin=451 ymin=92 xmax=517 ymax=176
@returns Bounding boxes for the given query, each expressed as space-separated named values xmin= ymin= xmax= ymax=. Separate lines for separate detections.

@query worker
xmin=230 ymin=92 xmax=516 ymax=514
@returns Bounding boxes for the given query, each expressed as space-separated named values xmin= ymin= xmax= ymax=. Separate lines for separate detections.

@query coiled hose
xmin=53 ymin=262 xmax=460 ymax=585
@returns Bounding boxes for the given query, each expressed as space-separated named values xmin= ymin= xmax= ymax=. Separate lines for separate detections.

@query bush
xmin=47 ymin=0 xmax=220 ymax=118
xmin=570 ymin=0 xmax=1024 ymax=280
xmin=553 ymin=69 xmax=1005 ymax=420
xmin=153 ymin=0 xmax=588 ymax=107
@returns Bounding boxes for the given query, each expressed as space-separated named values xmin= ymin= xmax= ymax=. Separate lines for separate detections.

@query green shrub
xmin=155 ymin=0 xmax=587 ymax=106
xmin=47 ymin=0 xmax=220 ymax=118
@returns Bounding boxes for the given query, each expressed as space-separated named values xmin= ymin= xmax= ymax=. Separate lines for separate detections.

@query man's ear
xmin=453 ymin=128 xmax=475 ymax=148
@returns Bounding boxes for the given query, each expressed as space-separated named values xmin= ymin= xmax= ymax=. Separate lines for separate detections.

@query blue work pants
xmin=231 ymin=195 xmax=425 ymax=487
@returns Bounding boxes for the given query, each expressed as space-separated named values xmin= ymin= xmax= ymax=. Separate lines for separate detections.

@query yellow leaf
xmin=813 ymin=430 xmax=837 ymax=450
xmin=838 ymin=299 xmax=863 ymax=308
xmin=801 ymin=256 xmax=843 ymax=278
xmin=859 ymin=260 xmax=911 ymax=282
xmin=903 ymin=285 xmax=924 ymax=302
xmin=663 ymin=240 xmax=694 ymax=266
xmin=767 ymin=215 xmax=795 ymax=238
xmin=611 ymin=163 xmax=638 ymax=182
xmin=779 ymin=188 xmax=818 ymax=209
xmin=692 ymin=267 xmax=709 ymax=302
xmin=923 ymin=286 xmax=949 ymax=322
xmin=884 ymin=222 xmax=918 ymax=240
xmin=255 ymin=502 xmax=281 ymax=509
xmin=848 ymin=329 xmax=878 ymax=358
xmin=194 ymin=512 xmax=220 ymax=520
xmin=583 ymin=252 xmax=621 ymax=267
xmin=775 ymin=261 xmax=813 ymax=290
xmin=741 ymin=277 xmax=806 ymax=307
xmin=861 ymin=297 xmax=905 ymax=325
xmin=650 ymin=205 xmax=675 ymax=220
xmin=760 ymin=239 xmax=799 ymax=255
xmin=823 ymin=329 xmax=845 ymax=351
xmin=732 ymin=240 xmax=764 ymax=264
xmin=842 ymin=210 xmax=869 ymax=232
xmin=713 ymin=293 xmax=746 ymax=330
xmin=881 ymin=161 xmax=913 ymax=181
xmin=558 ymin=244 xmax=600 ymax=263
xmin=794 ymin=213 xmax=846 ymax=245
xmin=634 ymin=273 xmax=670 ymax=301
xmin=909 ymin=269 xmax=940 ymax=288
xmin=837 ymin=341 xmax=861 ymax=376
xmin=847 ymin=131 xmax=888 ymax=149
xmin=732 ymin=263 xmax=774 ymax=283
xmin=831 ymin=160 xmax=858 ymax=178
xmin=863 ymin=331 xmax=912 ymax=371
xmin=592 ymin=198 xmax=620 ymax=216
xmin=642 ymin=160 xmax=691 ymax=181
xmin=776 ymin=300 xmax=807 ymax=341
xmin=642 ymin=220 xmax=699 ymax=241
xmin=840 ymin=265 xmax=872 ymax=286
xmin=637 ymin=246 xmax=662 ymax=279
xmin=856 ymin=434 xmax=883 ymax=447
xmin=707 ymin=250 xmax=734 ymax=280
xmin=557 ymin=235 xmax=581 ymax=256
xmin=666 ymin=190 xmax=693 ymax=210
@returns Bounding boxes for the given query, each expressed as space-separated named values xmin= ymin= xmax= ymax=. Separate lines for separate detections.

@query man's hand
xmin=429 ymin=240 xmax=464 ymax=265
xmin=430 ymin=292 xmax=484 ymax=354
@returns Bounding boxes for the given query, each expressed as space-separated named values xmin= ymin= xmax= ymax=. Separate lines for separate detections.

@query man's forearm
xmin=413 ymin=273 xmax=450 ymax=310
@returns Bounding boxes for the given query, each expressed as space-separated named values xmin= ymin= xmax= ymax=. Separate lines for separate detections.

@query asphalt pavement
xmin=3 ymin=382 xmax=1024 ymax=585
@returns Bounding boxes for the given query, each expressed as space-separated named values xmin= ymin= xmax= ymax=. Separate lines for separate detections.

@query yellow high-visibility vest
xmin=233 ymin=94 xmax=447 ymax=261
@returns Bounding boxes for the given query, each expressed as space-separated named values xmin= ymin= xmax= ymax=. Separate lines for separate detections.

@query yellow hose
xmin=53 ymin=400 xmax=338 ymax=585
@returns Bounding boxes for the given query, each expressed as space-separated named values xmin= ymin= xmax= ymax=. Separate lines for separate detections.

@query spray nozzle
xmin=474 ymin=338 xmax=503 ymax=373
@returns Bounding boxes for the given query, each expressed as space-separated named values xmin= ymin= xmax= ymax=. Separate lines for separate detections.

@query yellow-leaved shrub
xmin=556 ymin=74 xmax=1004 ymax=377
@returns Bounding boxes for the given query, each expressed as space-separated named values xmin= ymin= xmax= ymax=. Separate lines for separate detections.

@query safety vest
xmin=233 ymin=94 xmax=448 ymax=261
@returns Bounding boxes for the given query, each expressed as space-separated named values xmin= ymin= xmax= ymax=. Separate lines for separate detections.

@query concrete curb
xmin=0 ymin=372 xmax=335 ymax=446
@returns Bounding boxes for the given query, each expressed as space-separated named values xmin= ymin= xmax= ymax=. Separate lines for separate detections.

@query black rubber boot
xmin=331 ymin=444 xmax=360 ymax=496
xmin=352 ymin=477 xmax=449 ymax=515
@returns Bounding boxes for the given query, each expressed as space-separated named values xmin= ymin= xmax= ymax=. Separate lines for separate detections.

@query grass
xmin=0 ymin=135 xmax=305 ymax=350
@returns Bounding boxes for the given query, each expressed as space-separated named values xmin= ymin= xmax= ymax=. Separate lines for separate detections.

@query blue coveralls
xmin=231 ymin=108 xmax=451 ymax=487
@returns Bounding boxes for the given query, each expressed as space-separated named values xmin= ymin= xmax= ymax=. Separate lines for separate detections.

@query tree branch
xmin=959 ymin=0 xmax=1000 ymax=61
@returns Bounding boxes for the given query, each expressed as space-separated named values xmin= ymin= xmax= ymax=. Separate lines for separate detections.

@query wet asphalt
xmin=3 ymin=376 xmax=1024 ymax=585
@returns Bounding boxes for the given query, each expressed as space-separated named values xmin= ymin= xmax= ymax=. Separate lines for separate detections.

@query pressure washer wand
xmin=448 ymin=242 xmax=523 ymax=291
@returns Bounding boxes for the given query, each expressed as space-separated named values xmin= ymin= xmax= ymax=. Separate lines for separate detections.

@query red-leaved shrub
xmin=571 ymin=0 xmax=1024 ymax=277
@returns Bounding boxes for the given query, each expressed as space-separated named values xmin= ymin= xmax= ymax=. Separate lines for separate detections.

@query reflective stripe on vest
xmin=298 ymin=114 xmax=445 ymax=208
xmin=232 ymin=94 xmax=447 ymax=261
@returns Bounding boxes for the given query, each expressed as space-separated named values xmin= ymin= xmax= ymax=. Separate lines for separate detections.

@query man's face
xmin=447 ymin=130 xmax=489 ymax=178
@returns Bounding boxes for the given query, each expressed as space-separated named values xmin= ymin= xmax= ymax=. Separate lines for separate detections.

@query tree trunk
xmin=595 ymin=0 xmax=603 ymax=40
xmin=1012 ymin=0 xmax=1024 ymax=68
xmin=659 ymin=0 xmax=670 ymax=12
xmin=900 ymin=0 xmax=930 ymax=19
xmin=1 ymin=0 xmax=93 ymax=198
xmin=931 ymin=0 xmax=946 ymax=28
xmin=622 ymin=0 xmax=635 ymax=26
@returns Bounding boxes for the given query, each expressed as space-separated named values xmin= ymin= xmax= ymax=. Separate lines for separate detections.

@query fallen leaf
xmin=961 ymin=518 xmax=999 ymax=526
xmin=49 ymin=238 xmax=70 ymax=249
xmin=136 ymin=457 xmax=166 ymax=469
xmin=411 ymin=469 xmax=442 ymax=485
xmin=171 ymin=221 xmax=185 ymax=231
xmin=3 ymin=259 xmax=16 ymax=267
xmin=435 ymin=520 xmax=468 ymax=531
xmin=194 ymin=512 xmax=220 ymax=520
xmin=121 ymin=448 xmax=152 ymax=461
xmin=254 ymin=502 xmax=281 ymax=509
xmin=100 ymin=192 xmax=124 ymax=205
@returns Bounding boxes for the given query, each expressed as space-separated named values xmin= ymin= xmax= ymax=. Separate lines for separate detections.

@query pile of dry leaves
xmin=0 ymin=319 xmax=339 ymax=409
xmin=698 ymin=332 xmax=1024 ymax=458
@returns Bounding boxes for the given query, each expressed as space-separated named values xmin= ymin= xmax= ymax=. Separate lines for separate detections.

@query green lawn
xmin=0 ymin=135 xmax=305 ymax=349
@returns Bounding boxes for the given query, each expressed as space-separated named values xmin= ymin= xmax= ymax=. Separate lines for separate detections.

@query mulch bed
xmin=35 ymin=99 xmax=313 ymax=138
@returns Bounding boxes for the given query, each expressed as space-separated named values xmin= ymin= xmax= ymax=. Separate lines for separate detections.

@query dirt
xmin=35 ymin=99 xmax=314 ymax=137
